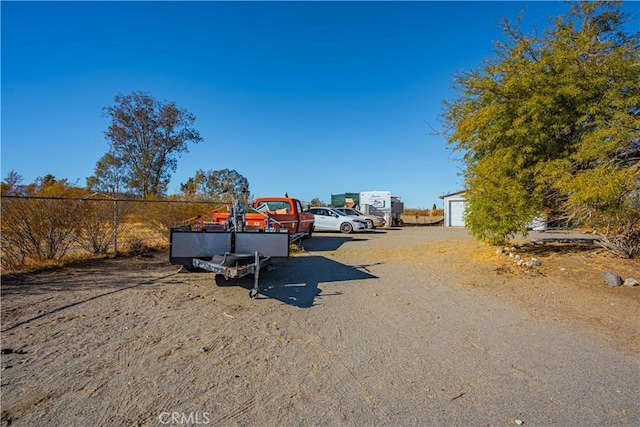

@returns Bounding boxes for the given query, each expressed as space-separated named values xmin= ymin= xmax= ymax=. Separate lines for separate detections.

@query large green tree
xmin=86 ymin=152 xmax=125 ymax=195
xmin=97 ymin=91 xmax=203 ymax=198
xmin=181 ymin=168 xmax=250 ymax=204
xmin=442 ymin=1 xmax=639 ymax=257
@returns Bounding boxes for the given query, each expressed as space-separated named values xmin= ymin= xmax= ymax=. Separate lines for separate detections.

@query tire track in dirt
xmin=1 ymin=271 xmax=178 ymax=333
xmin=288 ymin=309 xmax=394 ymax=424
xmin=86 ymin=274 xmax=185 ymax=427
xmin=176 ymin=299 xmax=272 ymax=426
xmin=213 ymin=395 xmax=257 ymax=425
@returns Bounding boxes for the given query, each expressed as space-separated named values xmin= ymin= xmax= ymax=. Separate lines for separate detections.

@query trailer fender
xmin=210 ymin=252 xmax=256 ymax=267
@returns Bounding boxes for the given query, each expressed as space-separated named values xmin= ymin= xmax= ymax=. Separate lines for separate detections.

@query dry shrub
xmin=1 ymin=196 xmax=83 ymax=268
xmin=75 ymin=200 xmax=116 ymax=254
xmin=596 ymin=227 xmax=640 ymax=259
xmin=1 ymin=195 xmax=215 ymax=272
xmin=126 ymin=237 xmax=152 ymax=257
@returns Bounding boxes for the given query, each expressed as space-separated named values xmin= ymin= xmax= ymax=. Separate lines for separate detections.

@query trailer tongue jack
xmin=191 ymin=251 xmax=270 ymax=298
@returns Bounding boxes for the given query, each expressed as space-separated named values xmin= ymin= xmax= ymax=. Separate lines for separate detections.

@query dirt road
xmin=1 ymin=227 xmax=638 ymax=426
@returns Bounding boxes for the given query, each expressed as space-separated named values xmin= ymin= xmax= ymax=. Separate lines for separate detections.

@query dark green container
xmin=331 ymin=193 xmax=360 ymax=207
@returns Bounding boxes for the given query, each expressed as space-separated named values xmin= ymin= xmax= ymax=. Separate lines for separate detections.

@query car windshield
xmin=339 ymin=208 xmax=358 ymax=215
xmin=331 ymin=209 xmax=347 ymax=216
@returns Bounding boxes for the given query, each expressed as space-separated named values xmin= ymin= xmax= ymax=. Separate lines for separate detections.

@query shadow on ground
xmin=222 ymin=255 xmax=379 ymax=308
xmin=517 ymin=241 xmax=601 ymax=258
xmin=301 ymin=235 xmax=370 ymax=251
xmin=517 ymin=231 xmax=601 ymax=257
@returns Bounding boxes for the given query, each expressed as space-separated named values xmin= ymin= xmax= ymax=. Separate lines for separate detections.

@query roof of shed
xmin=439 ymin=190 xmax=466 ymax=199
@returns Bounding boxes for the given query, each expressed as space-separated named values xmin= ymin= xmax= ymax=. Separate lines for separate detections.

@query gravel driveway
xmin=1 ymin=227 xmax=638 ymax=426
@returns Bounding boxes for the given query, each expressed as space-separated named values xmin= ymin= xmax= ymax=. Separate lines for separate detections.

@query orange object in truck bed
xmin=180 ymin=196 xmax=314 ymax=238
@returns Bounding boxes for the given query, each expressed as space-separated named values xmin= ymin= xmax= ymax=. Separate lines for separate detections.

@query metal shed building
xmin=440 ymin=191 xmax=466 ymax=227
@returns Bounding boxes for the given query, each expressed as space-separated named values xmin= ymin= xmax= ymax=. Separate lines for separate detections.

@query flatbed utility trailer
xmin=170 ymin=227 xmax=290 ymax=298
xmin=170 ymin=190 xmax=311 ymax=298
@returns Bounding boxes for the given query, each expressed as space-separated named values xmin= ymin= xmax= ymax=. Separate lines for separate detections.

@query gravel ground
xmin=1 ymin=227 xmax=638 ymax=426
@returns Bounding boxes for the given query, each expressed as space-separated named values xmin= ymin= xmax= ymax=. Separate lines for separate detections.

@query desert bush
xmin=1 ymin=197 xmax=30 ymax=268
xmin=1 ymin=178 xmax=238 ymax=271
xmin=590 ymin=210 xmax=639 ymax=259
xmin=38 ymin=198 xmax=84 ymax=259
xmin=126 ymin=237 xmax=151 ymax=257
xmin=404 ymin=208 xmax=444 ymax=217
xmin=75 ymin=200 xmax=116 ymax=254
xmin=1 ymin=184 xmax=85 ymax=268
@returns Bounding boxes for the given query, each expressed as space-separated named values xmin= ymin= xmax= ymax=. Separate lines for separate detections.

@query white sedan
xmin=306 ymin=207 xmax=368 ymax=233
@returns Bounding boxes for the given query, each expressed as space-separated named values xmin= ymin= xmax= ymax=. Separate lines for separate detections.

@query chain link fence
xmin=1 ymin=196 xmax=226 ymax=271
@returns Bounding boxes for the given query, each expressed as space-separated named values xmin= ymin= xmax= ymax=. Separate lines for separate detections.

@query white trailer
xmin=359 ymin=190 xmax=404 ymax=227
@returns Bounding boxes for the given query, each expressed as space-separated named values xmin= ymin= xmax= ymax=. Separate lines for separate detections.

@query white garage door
xmin=449 ymin=200 xmax=466 ymax=226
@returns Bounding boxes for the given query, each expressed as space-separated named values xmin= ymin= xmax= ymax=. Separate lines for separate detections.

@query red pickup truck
xmin=184 ymin=196 xmax=315 ymax=240
xmin=246 ymin=196 xmax=315 ymax=239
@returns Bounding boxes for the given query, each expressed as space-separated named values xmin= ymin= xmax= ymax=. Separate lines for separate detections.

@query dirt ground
xmin=1 ymin=227 xmax=638 ymax=426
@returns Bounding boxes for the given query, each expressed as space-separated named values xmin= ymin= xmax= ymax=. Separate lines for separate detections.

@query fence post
xmin=113 ymin=198 xmax=118 ymax=256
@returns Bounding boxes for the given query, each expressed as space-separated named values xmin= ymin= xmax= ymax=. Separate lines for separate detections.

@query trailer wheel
xmin=215 ymin=275 xmax=229 ymax=286
xmin=181 ymin=263 xmax=205 ymax=273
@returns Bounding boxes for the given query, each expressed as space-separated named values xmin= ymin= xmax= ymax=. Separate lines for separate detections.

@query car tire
xmin=365 ymin=219 xmax=374 ymax=229
xmin=340 ymin=222 xmax=353 ymax=234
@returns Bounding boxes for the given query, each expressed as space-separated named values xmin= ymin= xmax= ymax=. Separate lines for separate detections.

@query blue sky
xmin=3 ymin=1 xmax=630 ymax=208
